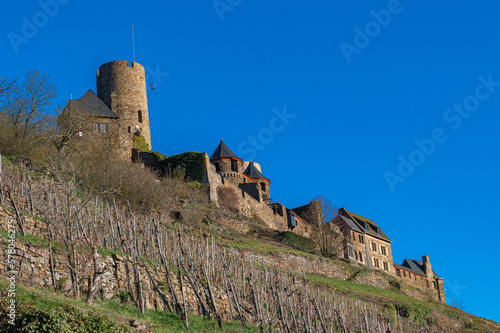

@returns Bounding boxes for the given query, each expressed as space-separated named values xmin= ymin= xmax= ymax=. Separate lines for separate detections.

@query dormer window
xmin=364 ymin=223 xmax=368 ymax=230
xmin=376 ymin=227 xmax=381 ymax=235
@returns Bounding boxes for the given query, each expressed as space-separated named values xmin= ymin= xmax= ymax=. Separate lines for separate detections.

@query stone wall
xmin=394 ymin=265 xmax=446 ymax=303
xmin=0 ymin=205 xmax=440 ymax=309
xmin=204 ymin=154 xmax=313 ymax=238
xmin=97 ymin=60 xmax=152 ymax=158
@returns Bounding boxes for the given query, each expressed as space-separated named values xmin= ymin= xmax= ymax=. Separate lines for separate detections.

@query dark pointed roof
xmin=337 ymin=208 xmax=391 ymax=242
xmin=243 ymin=162 xmax=271 ymax=184
xmin=395 ymin=259 xmax=440 ymax=279
xmin=210 ymin=139 xmax=241 ymax=162
xmin=66 ymin=90 xmax=119 ymax=118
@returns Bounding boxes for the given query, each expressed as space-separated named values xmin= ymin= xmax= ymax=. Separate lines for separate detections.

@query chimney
xmin=422 ymin=255 xmax=432 ymax=278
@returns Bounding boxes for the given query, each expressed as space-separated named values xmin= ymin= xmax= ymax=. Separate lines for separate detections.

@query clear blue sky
xmin=2 ymin=0 xmax=500 ymax=323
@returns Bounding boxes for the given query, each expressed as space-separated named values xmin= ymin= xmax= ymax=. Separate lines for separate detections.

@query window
xmin=403 ymin=271 xmax=406 ymax=277
xmin=381 ymin=246 xmax=387 ymax=255
xmin=383 ymin=261 xmax=389 ymax=271
xmin=138 ymin=110 xmax=143 ymax=123
xmin=93 ymin=123 xmax=108 ymax=133
xmin=358 ymin=235 xmax=364 ymax=244
xmin=348 ymin=247 xmax=353 ymax=258
xmin=433 ymin=281 xmax=437 ymax=289
xmin=358 ymin=252 xmax=363 ymax=263
xmin=260 ymin=182 xmax=266 ymax=191
xmin=371 ymin=242 xmax=377 ymax=252
xmin=231 ymin=159 xmax=239 ymax=172
xmin=374 ymin=258 xmax=380 ymax=268
xmin=352 ymin=231 xmax=356 ymax=241
xmin=376 ymin=227 xmax=381 ymax=235
xmin=396 ymin=269 xmax=401 ymax=277
xmin=128 ymin=126 xmax=131 ymax=133
xmin=214 ymin=163 xmax=220 ymax=172
xmin=354 ymin=250 xmax=358 ymax=261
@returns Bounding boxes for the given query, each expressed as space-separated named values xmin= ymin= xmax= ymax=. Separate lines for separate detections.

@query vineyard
xmin=0 ymin=156 xmax=498 ymax=332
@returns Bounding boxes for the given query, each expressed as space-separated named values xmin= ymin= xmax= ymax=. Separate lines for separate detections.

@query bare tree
xmin=0 ymin=76 xmax=15 ymax=98
xmin=0 ymin=70 xmax=56 ymax=157
xmin=305 ymin=195 xmax=344 ymax=259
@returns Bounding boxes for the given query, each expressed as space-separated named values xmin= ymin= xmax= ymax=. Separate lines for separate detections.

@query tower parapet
xmin=96 ymin=60 xmax=152 ymax=158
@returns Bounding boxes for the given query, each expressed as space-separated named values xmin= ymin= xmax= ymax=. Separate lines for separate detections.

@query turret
xmin=96 ymin=60 xmax=152 ymax=158
xmin=210 ymin=139 xmax=243 ymax=185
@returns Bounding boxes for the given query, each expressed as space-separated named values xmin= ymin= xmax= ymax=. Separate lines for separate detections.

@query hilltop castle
xmin=61 ymin=60 xmax=152 ymax=159
xmin=62 ymin=60 xmax=446 ymax=303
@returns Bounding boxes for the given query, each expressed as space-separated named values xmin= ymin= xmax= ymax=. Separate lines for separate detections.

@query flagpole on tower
xmin=132 ymin=24 xmax=135 ymax=63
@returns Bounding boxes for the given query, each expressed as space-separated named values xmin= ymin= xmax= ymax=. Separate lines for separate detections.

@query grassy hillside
xmin=0 ymin=279 xmax=258 ymax=333
xmin=0 ymin=155 xmax=499 ymax=332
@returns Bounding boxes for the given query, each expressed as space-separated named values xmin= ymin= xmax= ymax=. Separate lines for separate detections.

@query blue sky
xmin=2 ymin=0 xmax=500 ymax=322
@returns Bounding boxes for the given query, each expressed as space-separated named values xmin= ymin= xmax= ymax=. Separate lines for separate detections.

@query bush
xmin=157 ymin=152 xmax=206 ymax=182
xmin=276 ymin=231 xmax=315 ymax=252
xmin=1 ymin=304 xmax=130 ymax=333
xmin=395 ymin=303 xmax=431 ymax=322
xmin=132 ymin=135 xmax=150 ymax=152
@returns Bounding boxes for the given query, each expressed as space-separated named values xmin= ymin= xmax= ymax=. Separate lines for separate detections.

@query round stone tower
xmin=96 ymin=60 xmax=152 ymax=158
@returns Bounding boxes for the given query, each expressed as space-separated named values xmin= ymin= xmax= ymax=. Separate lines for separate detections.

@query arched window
xmin=138 ymin=110 xmax=143 ymax=123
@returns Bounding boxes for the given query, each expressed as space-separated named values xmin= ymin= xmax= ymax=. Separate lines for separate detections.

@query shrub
xmin=395 ymin=303 xmax=431 ymax=322
xmin=132 ymin=135 xmax=150 ymax=152
xmin=157 ymin=152 xmax=206 ymax=182
xmin=0 ymin=304 xmax=130 ymax=333
xmin=276 ymin=231 xmax=315 ymax=252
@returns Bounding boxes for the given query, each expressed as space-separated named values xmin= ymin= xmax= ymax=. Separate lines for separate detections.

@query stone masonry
xmin=97 ymin=60 xmax=152 ymax=157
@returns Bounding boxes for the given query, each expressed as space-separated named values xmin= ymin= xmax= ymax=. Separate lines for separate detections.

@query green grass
xmin=0 ymin=278 xmax=260 ymax=332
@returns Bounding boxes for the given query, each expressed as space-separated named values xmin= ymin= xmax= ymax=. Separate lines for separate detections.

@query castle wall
xmin=203 ymin=155 xmax=314 ymax=237
xmin=96 ymin=60 xmax=152 ymax=158
xmin=394 ymin=266 xmax=446 ymax=303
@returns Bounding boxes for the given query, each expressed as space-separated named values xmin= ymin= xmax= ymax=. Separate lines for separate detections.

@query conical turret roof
xmin=210 ymin=139 xmax=242 ymax=162
xmin=243 ymin=162 xmax=271 ymax=184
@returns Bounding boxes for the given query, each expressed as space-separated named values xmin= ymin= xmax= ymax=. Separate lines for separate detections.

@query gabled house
xmin=332 ymin=208 xmax=393 ymax=273
xmin=60 ymin=90 xmax=120 ymax=136
xmin=394 ymin=256 xmax=446 ymax=303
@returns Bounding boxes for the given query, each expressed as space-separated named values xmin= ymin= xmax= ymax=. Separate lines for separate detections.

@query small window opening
xmin=128 ymin=126 xmax=131 ymax=133
xmin=260 ymin=182 xmax=266 ymax=191
xmin=215 ymin=163 xmax=220 ymax=172
xmin=138 ymin=110 xmax=143 ymax=123
xmin=231 ymin=159 xmax=238 ymax=172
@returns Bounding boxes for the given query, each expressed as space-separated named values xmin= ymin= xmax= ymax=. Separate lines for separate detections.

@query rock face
xmin=97 ymin=60 xmax=152 ymax=158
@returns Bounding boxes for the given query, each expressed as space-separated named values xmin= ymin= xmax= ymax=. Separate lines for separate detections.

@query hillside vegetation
xmin=0 ymin=74 xmax=499 ymax=332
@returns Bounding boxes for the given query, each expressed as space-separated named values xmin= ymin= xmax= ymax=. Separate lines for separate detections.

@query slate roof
xmin=210 ymin=139 xmax=241 ymax=161
xmin=66 ymin=90 xmax=119 ymax=118
xmin=395 ymin=259 xmax=440 ymax=279
xmin=243 ymin=162 xmax=266 ymax=179
xmin=338 ymin=208 xmax=391 ymax=242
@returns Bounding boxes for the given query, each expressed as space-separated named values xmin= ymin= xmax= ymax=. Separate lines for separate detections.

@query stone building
xmin=394 ymin=256 xmax=446 ymax=303
xmin=61 ymin=60 xmax=152 ymax=159
xmin=204 ymin=139 xmax=313 ymax=238
xmin=60 ymin=89 xmax=120 ymax=137
xmin=332 ymin=208 xmax=394 ymax=274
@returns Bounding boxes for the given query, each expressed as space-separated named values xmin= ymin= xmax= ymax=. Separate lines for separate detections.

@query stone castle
xmin=62 ymin=60 xmax=446 ymax=303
